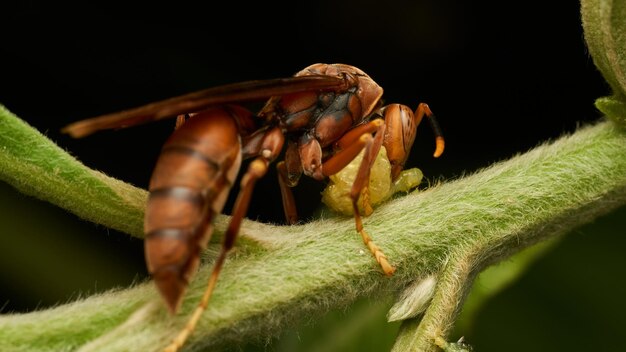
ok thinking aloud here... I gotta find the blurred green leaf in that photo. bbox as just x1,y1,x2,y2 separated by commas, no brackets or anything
0,104,147,237
581,0,626,127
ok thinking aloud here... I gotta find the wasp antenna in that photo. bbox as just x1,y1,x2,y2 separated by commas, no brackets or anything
416,103,445,158
428,112,445,158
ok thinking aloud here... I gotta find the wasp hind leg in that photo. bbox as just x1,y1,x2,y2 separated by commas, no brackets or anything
163,128,283,352
163,158,270,352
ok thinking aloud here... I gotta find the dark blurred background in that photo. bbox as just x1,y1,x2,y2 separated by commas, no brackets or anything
1,1,624,351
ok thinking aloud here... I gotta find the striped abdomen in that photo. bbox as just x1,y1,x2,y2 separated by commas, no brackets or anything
144,107,244,313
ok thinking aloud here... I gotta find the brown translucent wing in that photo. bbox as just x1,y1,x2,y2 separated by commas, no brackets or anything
62,75,345,138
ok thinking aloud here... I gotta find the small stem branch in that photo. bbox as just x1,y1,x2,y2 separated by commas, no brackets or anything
392,252,478,352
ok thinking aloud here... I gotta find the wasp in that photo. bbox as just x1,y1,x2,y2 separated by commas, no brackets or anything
63,63,445,351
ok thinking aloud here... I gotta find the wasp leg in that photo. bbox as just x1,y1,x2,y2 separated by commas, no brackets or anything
322,118,384,214
164,158,269,352
164,129,283,352
347,122,396,276
321,132,373,177
334,118,384,151
321,123,396,276
277,161,299,224
277,140,302,224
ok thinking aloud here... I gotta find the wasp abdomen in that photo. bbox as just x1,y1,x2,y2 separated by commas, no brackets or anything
143,108,244,313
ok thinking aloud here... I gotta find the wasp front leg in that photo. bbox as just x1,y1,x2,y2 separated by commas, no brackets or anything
319,119,396,276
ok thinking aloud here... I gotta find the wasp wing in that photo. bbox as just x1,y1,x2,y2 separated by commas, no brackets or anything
62,75,345,138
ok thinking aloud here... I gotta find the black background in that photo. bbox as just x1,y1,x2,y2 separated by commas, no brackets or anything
1,1,622,351
2,1,609,222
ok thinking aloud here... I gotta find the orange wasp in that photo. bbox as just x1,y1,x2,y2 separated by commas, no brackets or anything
63,63,444,351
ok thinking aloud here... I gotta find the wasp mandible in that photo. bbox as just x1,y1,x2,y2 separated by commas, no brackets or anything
63,63,445,351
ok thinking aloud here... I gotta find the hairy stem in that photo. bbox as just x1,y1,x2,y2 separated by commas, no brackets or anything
0,105,147,237
0,100,625,351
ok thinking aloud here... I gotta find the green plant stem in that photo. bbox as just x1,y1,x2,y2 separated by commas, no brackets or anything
0,105,147,237
0,103,625,351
